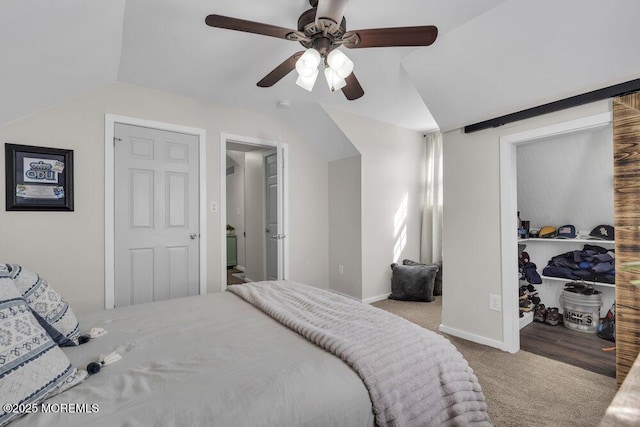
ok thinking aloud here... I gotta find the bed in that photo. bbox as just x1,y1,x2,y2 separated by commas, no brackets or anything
5,279,491,426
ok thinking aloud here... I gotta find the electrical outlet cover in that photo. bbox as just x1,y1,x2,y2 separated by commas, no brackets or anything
489,294,501,311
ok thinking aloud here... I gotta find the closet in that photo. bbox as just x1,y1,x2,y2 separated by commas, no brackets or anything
516,123,616,376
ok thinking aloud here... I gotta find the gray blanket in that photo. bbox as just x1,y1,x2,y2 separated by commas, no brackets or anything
229,281,492,427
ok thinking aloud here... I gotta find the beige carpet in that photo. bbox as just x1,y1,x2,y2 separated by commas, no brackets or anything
373,297,617,427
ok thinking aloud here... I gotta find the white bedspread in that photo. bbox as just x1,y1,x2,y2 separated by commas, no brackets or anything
229,281,492,427
10,291,374,426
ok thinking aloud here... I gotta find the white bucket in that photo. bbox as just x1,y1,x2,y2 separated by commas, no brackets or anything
559,290,602,333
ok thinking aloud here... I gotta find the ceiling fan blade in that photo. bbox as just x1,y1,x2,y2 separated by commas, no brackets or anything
205,14,307,41
342,26,438,48
342,73,364,101
315,0,350,25
257,51,304,88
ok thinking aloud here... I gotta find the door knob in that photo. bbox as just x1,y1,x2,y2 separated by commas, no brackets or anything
190,233,199,240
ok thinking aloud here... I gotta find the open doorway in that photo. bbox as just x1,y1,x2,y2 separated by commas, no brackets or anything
500,112,615,377
220,134,289,290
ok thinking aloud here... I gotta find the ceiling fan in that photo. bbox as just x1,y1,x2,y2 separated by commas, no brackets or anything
205,0,437,100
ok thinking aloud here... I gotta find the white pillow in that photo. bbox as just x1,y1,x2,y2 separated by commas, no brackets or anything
7,264,80,346
0,276,86,425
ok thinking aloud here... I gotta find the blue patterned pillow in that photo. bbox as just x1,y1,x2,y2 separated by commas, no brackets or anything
7,264,80,346
0,277,87,425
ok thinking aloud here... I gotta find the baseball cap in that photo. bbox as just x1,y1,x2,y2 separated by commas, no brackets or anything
556,225,576,239
539,226,557,238
589,225,614,240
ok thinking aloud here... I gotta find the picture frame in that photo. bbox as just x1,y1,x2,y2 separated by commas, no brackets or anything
5,143,74,211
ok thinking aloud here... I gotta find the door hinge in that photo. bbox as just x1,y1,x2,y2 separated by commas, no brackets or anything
113,137,122,146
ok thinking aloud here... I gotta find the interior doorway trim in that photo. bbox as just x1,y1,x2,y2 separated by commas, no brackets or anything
220,133,289,291
499,112,612,353
104,114,207,309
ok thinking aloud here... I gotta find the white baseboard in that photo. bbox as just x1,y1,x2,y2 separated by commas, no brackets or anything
439,324,508,352
362,293,391,304
328,289,359,301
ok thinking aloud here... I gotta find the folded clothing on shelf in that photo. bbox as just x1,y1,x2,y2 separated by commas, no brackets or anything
542,244,615,284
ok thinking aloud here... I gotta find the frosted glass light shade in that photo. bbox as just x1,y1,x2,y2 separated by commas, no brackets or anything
326,49,354,78
324,67,346,91
295,48,321,78
296,68,319,91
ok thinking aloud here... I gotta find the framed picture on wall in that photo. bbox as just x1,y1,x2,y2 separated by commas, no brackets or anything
5,143,74,211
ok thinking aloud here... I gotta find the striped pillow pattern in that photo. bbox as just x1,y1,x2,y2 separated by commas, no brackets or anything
0,276,86,426
7,264,80,346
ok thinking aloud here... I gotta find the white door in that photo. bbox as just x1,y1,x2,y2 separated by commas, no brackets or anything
265,152,278,280
114,123,200,307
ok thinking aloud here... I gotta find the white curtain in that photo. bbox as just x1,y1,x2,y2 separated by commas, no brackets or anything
420,132,443,264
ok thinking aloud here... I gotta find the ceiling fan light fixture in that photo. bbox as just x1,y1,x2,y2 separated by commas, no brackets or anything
324,66,347,92
295,48,321,78
296,68,319,91
207,8,438,101
326,49,354,79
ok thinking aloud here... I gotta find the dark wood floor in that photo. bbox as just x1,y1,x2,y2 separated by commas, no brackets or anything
520,321,616,378
227,268,246,285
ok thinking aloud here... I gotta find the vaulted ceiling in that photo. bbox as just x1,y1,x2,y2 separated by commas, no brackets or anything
2,0,640,159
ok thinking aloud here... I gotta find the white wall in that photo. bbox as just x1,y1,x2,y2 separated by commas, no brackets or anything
516,125,614,232
441,100,610,345
0,82,329,314
324,107,424,300
288,139,330,289
328,155,362,299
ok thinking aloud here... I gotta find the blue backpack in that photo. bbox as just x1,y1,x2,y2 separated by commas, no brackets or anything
597,303,615,342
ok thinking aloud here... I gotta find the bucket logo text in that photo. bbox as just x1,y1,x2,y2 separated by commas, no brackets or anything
563,309,595,326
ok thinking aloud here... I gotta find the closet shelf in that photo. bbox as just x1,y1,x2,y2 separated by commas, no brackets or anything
519,311,533,329
519,238,615,244
540,275,615,288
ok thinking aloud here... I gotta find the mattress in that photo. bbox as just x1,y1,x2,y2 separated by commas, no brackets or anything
10,291,374,426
